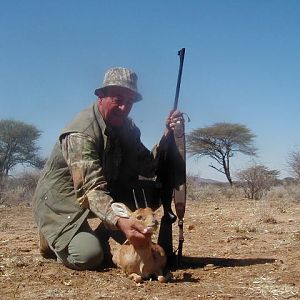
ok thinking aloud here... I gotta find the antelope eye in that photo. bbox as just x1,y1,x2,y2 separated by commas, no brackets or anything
136,215,143,220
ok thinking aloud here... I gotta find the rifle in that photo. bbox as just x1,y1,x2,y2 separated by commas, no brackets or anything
157,48,186,267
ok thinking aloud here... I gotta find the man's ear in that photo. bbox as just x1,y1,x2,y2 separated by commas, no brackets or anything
111,203,132,218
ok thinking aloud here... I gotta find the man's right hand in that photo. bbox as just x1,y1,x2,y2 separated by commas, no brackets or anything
165,109,183,136
116,217,152,247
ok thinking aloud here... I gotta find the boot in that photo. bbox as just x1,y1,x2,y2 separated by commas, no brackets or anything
38,230,57,259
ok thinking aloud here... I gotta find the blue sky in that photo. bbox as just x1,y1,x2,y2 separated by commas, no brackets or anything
1,0,299,181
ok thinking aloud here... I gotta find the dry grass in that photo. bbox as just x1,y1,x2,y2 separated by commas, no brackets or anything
260,215,278,224
187,181,243,202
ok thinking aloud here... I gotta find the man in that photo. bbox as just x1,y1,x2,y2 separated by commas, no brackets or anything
33,67,181,271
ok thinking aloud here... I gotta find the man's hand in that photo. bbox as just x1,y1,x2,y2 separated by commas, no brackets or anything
165,109,183,136
116,217,152,247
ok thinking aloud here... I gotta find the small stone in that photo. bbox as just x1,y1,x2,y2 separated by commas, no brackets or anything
187,224,195,230
204,263,216,270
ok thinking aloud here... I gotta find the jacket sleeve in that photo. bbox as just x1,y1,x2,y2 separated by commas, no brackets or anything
60,132,119,229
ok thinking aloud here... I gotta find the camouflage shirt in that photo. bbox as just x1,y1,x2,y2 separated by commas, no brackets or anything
60,127,163,229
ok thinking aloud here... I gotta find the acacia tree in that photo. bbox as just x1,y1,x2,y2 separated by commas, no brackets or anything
187,122,257,185
0,119,44,180
237,164,279,200
287,150,300,181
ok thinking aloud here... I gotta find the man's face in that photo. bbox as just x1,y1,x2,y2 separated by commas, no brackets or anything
98,87,135,127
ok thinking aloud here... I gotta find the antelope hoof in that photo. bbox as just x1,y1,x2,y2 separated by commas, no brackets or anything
129,273,143,283
158,271,173,283
157,275,167,283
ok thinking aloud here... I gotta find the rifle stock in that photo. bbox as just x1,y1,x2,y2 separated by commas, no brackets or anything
157,184,176,265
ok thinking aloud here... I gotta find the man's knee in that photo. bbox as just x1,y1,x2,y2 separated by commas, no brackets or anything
64,231,104,271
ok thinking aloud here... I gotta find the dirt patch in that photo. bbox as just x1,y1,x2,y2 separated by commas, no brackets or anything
0,198,299,299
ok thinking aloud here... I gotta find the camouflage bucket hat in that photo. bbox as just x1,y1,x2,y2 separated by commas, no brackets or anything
94,67,142,102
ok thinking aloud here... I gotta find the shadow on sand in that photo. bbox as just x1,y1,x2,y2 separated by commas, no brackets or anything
169,256,277,283
177,256,276,270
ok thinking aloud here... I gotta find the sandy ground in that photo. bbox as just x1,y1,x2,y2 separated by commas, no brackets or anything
0,197,299,300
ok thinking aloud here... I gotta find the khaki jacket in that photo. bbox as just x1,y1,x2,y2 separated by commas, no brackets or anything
32,102,159,251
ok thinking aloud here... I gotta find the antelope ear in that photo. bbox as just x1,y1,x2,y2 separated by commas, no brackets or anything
111,203,132,218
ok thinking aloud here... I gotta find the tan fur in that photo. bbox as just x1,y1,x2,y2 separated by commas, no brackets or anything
112,207,169,283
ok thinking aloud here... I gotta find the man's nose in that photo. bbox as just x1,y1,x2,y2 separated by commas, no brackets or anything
118,103,130,113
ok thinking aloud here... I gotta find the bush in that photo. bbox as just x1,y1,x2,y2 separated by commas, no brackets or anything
0,171,40,205
237,164,279,200
286,183,300,202
287,150,300,181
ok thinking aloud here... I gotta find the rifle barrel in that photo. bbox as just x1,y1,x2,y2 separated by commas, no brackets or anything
173,48,185,111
